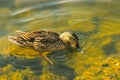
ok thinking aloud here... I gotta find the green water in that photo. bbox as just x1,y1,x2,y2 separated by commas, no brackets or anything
0,0,120,80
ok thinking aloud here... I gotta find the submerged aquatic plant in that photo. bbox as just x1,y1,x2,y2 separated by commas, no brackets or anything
75,57,120,80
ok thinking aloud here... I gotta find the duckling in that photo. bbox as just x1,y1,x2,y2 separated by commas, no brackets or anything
8,30,79,65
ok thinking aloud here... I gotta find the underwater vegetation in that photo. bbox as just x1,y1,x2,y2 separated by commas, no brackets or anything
75,57,120,80
0,56,120,80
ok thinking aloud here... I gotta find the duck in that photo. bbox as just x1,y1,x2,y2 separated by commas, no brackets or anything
8,30,79,65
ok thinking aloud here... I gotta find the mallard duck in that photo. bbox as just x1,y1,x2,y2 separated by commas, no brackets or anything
8,30,79,65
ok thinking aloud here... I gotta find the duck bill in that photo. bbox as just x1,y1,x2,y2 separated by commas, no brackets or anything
73,40,80,48
8,36,22,46
71,39,80,49
75,41,80,48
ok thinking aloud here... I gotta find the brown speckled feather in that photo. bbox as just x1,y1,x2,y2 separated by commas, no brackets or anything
15,30,67,51
31,30,67,52
8,30,79,65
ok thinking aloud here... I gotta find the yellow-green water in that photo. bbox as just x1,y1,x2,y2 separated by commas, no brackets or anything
0,0,120,80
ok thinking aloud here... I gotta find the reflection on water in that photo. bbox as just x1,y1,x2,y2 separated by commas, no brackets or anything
0,0,120,79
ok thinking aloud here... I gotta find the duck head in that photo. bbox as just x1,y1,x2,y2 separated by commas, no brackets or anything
59,32,80,49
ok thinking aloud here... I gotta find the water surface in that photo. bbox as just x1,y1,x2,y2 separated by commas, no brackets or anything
0,0,120,80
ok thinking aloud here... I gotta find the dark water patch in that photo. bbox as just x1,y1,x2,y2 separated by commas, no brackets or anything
92,16,101,28
30,66,42,75
23,76,28,80
48,50,75,65
47,50,77,79
101,41,117,55
29,62,42,75
12,57,41,66
102,63,109,68
12,64,26,70
0,30,8,36
111,34,120,42
0,0,15,8
0,55,42,74
0,54,9,67
2,55,27,70
51,64,76,80
11,57,42,71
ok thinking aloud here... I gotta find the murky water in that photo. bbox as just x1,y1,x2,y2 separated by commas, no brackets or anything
0,0,120,80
